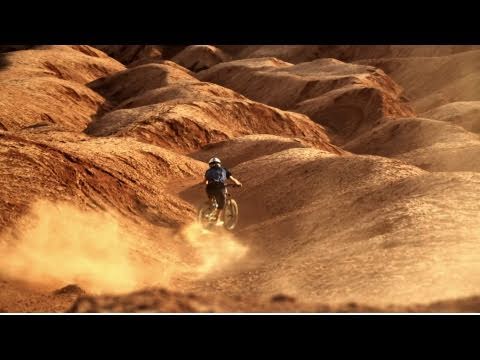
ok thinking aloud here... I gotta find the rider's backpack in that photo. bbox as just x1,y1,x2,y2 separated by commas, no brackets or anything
206,167,227,184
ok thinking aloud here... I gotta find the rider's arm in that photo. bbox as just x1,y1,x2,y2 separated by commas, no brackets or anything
229,176,242,187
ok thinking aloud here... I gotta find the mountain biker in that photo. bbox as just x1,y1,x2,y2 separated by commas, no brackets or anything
204,157,242,226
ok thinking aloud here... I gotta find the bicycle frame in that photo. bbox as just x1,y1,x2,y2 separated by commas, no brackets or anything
200,184,240,228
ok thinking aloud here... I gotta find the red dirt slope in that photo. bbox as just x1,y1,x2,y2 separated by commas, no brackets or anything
198,57,414,144
356,50,480,112
86,71,342,154
422,101,480,134
88,63,196,105
3,44,480,313
0,45,124,131
344,117,480,172
0,130,205,229
68,287,480,313
190,134,314,167
171,45,231,72
180,147,480,305
222,45,480,64
93,45,187,65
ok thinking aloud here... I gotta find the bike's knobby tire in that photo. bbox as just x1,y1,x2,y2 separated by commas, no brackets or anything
223,199,239,230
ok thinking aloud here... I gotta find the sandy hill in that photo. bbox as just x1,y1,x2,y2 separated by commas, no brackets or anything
344,117,480,172
171,45,231,72
422,101,480,134
0,45,124,131
179,147,480,305
214,45,480,64
1,45,480,313
69,288,480,313
356,50,480,112
86,65,341,154
0,130,205,229
198,57,413,144
88,62,197,105
93,45,187,66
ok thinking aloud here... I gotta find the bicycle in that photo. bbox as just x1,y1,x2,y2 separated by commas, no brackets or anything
198,184,240,230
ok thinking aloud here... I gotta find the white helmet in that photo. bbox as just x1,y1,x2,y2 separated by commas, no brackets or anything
208,157,221,167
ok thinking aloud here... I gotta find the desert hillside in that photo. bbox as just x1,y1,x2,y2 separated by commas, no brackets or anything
0,45,479,313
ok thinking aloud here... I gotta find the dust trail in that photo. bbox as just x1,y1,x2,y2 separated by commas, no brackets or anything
0,200,248,294
179,222,248,276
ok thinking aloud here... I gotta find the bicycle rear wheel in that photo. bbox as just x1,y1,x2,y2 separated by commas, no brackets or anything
198,204,216,228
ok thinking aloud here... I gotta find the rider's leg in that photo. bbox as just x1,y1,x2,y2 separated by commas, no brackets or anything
206,187,216,208
216,208,225,224
214,188,227,225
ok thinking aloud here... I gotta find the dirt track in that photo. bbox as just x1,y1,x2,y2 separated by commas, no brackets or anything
1,45,480,312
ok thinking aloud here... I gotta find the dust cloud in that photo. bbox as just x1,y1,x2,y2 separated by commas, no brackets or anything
0,201,248,294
